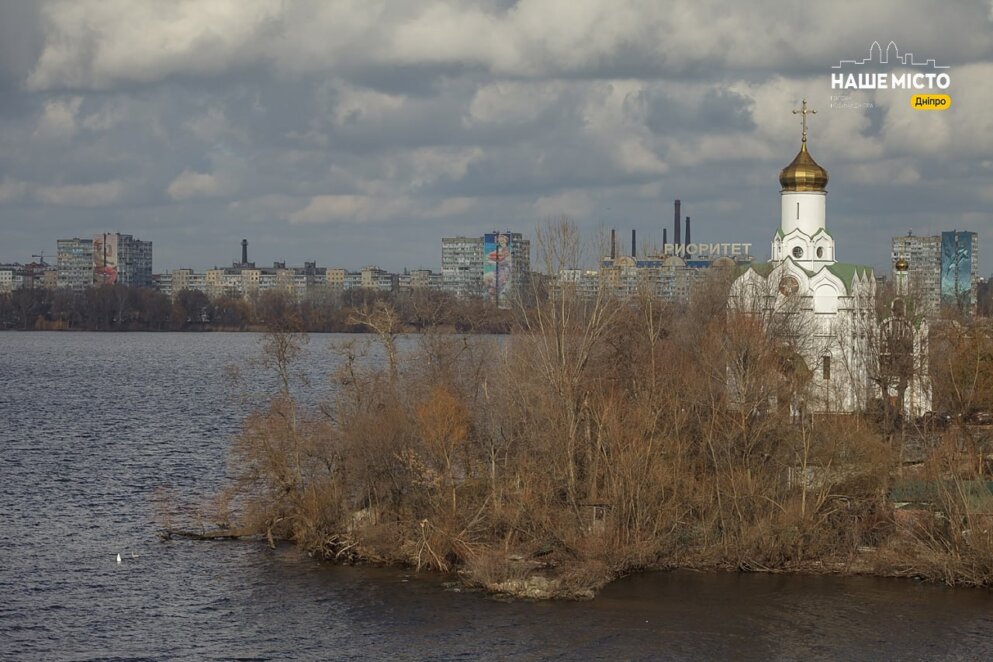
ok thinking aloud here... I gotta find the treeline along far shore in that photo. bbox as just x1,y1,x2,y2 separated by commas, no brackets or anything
0,285,515,334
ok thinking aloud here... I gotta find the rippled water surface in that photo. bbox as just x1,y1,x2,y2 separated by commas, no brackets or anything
3,332,993,660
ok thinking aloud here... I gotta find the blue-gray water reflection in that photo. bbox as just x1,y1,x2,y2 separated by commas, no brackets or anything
2,332,992,660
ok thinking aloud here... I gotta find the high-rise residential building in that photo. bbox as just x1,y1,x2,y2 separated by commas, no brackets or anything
442,231,531,306
892,230,979,317
483,231,531,307
891,233,941,317
442,236,484,299
92,233,153,288
57,238,94,291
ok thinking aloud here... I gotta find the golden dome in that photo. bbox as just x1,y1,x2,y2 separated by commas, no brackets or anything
779,140,828,192
895,257,909,272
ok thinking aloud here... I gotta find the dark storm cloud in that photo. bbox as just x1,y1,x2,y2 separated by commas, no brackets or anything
0,0,992,273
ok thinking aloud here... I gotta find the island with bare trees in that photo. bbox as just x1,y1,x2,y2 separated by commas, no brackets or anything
154,221,993,600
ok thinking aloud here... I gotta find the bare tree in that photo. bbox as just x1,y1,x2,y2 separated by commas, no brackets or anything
349,300,403,380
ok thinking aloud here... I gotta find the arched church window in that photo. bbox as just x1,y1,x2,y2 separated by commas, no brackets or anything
816,247,824,258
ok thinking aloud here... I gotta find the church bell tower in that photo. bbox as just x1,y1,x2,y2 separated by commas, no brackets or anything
771,99,836,268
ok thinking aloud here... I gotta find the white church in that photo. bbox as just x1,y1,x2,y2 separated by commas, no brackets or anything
730,101,929,416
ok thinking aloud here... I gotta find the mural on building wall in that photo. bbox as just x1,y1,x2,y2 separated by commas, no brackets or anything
940,231,972,310
483,232,512,305
92,233,119,286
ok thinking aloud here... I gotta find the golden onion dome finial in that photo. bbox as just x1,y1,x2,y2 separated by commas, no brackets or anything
779,99,828,192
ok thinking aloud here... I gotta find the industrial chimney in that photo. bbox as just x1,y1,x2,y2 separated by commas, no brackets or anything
610,229,616,260
663,227,668,250
673,200,681,246
241,239,248,265
631,229,637,257
685,216,691,247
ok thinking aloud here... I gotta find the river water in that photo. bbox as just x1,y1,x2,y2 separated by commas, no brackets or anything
2,332,993,660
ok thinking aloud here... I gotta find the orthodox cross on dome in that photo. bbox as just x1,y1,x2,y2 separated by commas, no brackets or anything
793,99,816,143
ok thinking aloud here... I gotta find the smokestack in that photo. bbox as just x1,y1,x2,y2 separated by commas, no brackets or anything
674,200,681,246
631,229,637,257
241,239,248,265
663,227,668,249
685,216,691,247
610,229,616,260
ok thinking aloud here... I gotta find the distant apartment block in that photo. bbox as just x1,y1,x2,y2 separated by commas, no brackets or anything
587,254,739,301
92,233,153,288
441,231,531,306
892,231,979,316
57,238,94,291
160,256,440,302
400,268,444,292
441,236,484,298
0,267,15,294
360,266,398,293
0,262,52,292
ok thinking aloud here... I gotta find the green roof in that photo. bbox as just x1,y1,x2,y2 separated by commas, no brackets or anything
826,262,873,290
742,261,775,277
812,227,834,239
738,260,874,295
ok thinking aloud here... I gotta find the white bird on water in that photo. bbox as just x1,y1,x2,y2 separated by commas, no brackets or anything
116,553,122,564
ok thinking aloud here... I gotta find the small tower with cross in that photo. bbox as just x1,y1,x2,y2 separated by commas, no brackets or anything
771,98,835,267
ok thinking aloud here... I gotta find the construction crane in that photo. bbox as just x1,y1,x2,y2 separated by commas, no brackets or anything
31,251,48,267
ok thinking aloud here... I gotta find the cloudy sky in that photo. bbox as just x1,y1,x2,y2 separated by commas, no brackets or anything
1,0,992,273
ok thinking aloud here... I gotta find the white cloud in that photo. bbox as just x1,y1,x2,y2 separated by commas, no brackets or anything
288,194,386,224
35,180,125,206
465,81,565,126
425,196,475,217
27,0,282,90
27,1,993,90
845,160,922,187
878,62,993,156
533,190,594,220
6,0,993,271
81,102,129,132
332,86,405,126
185,106,247,143
0,179,29,203
34,97,82,140
287,192,475,225
167,170,234,200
